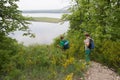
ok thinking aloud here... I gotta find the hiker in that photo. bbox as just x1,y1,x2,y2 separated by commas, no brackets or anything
57,36,69,51
57,36,69,59
84,33,93,64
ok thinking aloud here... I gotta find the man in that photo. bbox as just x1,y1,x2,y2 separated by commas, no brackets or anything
84,33,91,64
57,36,69,51
57,36,69,58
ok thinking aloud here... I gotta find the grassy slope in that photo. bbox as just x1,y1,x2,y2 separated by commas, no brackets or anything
28,17,62,23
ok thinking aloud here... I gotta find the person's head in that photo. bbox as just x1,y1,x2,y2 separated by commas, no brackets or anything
85,33,90,38
60,36,64,40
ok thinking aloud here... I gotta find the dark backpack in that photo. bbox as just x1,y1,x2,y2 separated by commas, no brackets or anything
63,40,69,50
88,39,94,49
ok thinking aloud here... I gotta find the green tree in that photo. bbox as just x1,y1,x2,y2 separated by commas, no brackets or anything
0,0,33,78
0,0,32,36
63,0,120,41
62,0,120,74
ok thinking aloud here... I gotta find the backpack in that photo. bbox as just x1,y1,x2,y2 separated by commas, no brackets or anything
88,39,94,49
63,40,69,50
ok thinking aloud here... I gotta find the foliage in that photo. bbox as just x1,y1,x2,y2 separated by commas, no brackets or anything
62,0,120,74
0,44,87,80
0,0,120,79
0,35,21,79
0,0,34,79
63,0,120,41
91,40,120,74
0,0,33,36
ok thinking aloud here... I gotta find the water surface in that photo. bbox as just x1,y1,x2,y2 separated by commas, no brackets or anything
9,21,69,45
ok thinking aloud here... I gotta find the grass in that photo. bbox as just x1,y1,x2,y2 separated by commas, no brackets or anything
28,17,62,23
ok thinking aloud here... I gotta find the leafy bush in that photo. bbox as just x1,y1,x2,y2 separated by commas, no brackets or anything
0,36,20,78
91,40,120,74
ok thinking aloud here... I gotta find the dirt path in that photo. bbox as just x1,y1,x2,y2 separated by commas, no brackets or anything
84,61,120,80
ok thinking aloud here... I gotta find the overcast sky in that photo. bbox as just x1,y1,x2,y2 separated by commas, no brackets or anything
17,0,71,10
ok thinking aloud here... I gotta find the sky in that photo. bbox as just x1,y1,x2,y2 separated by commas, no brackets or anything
17,0,71,10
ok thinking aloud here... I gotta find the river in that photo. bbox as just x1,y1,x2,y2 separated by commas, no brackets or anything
9,13,69,46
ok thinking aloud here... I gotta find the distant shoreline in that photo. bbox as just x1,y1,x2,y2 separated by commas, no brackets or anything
28,17,62,23
21,9,69,13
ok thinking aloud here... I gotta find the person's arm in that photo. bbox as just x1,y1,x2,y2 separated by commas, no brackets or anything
85,42,90,47
57,44,61,48
85,39,90,47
